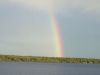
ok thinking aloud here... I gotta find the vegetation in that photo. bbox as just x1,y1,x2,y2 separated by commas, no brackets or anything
0,54,100,64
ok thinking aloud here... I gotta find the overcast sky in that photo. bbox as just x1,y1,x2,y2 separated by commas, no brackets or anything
0,0,100,59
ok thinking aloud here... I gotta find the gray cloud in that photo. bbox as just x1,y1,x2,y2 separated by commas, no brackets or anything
3,0,99,16
0,0,100,58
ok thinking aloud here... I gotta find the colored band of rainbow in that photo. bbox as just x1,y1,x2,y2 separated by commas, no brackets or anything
51,12,63,57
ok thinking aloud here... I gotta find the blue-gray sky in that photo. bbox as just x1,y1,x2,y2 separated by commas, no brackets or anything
0,0,100,59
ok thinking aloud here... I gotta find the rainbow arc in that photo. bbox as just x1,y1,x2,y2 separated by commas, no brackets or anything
50,11,63,57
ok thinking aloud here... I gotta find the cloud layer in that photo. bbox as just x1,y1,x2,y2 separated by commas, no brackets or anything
4,0,99,16
0,0,100,58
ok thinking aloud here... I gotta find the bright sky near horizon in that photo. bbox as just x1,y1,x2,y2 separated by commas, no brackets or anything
0,0,100,59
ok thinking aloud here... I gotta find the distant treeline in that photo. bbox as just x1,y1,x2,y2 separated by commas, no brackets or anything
0,55,100,64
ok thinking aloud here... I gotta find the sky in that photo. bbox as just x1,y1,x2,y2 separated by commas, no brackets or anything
0,0,100,59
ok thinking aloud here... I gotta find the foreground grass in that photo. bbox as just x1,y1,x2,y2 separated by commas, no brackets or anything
0,54,100,64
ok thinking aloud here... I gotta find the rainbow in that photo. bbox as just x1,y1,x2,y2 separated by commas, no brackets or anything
51,12,63,57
